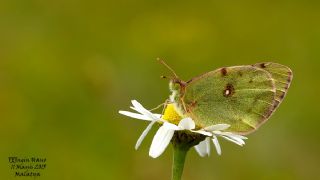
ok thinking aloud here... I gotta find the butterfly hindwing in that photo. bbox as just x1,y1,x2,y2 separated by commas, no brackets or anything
181,65,278,135
253,62,293,110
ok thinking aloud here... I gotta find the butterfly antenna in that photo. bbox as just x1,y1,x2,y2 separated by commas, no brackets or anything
157,58,179,78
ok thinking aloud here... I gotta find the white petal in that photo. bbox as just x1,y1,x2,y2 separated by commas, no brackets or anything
221,132,248,140
205,137,211,156
178,118,195,130
227,135,245,145
119,111,153,121
212,136,221,155
131,100,148,113
204,124,230,131
131,100,159,120
220,135,245,146
163,122,180,130
130,106,149,115
135,121,157,150
212,130,222,135
149,123,175,158
131,100,152,116
220,132,246,143
192,130,212,136
235,135,248,140
154,114,162,119
194,139,209,157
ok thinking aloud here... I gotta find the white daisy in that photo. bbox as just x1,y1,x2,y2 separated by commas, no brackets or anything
119,100,248,158
148,117,212,158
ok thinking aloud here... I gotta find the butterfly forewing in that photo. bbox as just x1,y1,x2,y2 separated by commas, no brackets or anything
182,66,277,135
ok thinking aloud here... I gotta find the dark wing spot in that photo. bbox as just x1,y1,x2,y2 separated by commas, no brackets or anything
223,83,235,97
249,79,253,83
259,63,266,68
273,101,280,108
221,67,227,76
265,106,275,118
189,100,197,107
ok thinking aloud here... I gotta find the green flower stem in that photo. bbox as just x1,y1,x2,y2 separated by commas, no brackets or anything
171,131,206,180
171,145,188,180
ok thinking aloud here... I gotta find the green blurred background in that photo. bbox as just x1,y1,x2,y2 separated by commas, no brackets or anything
1,0,319,179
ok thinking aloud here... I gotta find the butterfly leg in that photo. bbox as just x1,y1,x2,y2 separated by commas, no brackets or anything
180,97,188,113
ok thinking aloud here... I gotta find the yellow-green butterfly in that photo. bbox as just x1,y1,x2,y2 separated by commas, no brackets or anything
162,61,292,135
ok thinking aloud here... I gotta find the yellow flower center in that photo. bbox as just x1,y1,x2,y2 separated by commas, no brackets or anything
162,104,182,125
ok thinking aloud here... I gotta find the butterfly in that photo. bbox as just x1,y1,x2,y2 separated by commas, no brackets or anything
160,60,293,135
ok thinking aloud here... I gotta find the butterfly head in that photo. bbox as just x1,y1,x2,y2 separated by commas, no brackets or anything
157,58,186,105
169,78,186,91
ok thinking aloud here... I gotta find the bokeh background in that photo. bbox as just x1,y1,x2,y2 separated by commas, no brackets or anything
1,0,320,179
